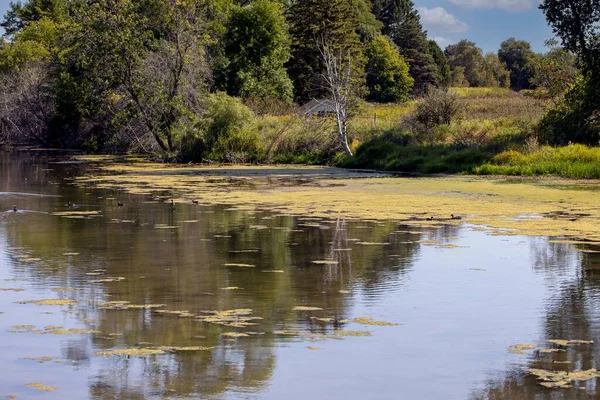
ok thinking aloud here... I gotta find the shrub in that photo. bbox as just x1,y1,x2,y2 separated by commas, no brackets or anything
537,76,600,146
201,92,261,162
402,88,463,140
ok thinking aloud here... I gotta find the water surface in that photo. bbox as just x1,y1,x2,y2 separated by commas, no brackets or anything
0,151,599,399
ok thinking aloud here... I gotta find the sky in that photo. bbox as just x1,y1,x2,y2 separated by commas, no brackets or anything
0,0,554,53
414,0,554,53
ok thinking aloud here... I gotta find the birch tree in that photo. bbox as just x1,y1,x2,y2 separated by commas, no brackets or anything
319,41,354,156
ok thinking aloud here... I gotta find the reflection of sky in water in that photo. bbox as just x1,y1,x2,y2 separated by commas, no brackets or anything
0,152,597,399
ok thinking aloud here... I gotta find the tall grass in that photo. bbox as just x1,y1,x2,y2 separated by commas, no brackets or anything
475,145,600,178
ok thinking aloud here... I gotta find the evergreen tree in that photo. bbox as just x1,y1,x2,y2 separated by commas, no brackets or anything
428,40,450,87
372,0,440,94
287,0,365,102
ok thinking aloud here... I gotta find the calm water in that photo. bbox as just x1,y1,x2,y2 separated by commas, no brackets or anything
1,151,599,399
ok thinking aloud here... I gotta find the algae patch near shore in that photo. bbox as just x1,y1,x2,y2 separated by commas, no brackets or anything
76,162,600,241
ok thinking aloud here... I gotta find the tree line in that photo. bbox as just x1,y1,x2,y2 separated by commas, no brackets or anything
0,0,596,161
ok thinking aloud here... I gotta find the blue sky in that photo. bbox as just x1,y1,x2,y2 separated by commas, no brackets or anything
0,0,553,53
414,0,554,53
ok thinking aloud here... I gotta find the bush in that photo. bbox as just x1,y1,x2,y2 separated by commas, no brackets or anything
402,88,463,141
201,92,261,162
537,76,600,146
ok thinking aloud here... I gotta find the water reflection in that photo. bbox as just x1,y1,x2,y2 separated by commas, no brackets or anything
1,151,599,399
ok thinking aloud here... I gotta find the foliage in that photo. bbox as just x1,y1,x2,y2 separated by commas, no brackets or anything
428,40,451,87
373,0,441,93
537,76,600,145
530,42,578,103
476,144,600,178
216,0,293,101
1,0,69,37
403,88,463,133
498,38,536,90
287,0,366,102
539,0,600,145
445,40,485,87
481,53,511,88
200,92,260,162
365,35,413,103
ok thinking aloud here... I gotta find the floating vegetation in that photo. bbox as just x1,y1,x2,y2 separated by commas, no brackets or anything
51,211,100,217
249,225,268,230
94,348,166,357
77,167,600,242
222,332,250,338
508,344,537,354
98,302,166,310
220,287,242,290
16,299,76,306
529,368,600,389
357,242,390,246
223,263,255,268
24,356,55,363
311,317,334,323
311,260,338,265
261,270,284,273
293,306,323,311
307,346,319,350
46,328,100,335
197,309,261,327
0,288,24,292
153,309,194,317
547,339,593,347
89,277,126,283
540,348,565,353
352,317,400,326
25,383,57,392
154,224,178,229
273,330,300,336
333,330,372,337
158,346,212,352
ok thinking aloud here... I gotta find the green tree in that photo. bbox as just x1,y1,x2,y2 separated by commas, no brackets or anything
498,38,535,90
428,40,450,87
372,0,440,94
481,53,511,88
365,34,413,102
1,0,68,37
538,0,599,145
287,0,365,102
530,41,578,103
445,40,485,87
217,0,292,101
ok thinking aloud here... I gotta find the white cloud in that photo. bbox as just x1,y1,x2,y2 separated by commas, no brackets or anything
418,7,468,34
447,0,540,12
432,36,458,49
